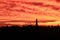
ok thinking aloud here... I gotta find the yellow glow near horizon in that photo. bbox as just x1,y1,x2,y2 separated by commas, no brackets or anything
0,0,60,26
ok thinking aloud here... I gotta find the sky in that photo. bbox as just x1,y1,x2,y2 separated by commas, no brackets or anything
0,0,60,26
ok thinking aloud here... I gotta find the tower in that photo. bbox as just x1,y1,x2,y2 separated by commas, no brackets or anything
36,19,38,32
36,19,38,27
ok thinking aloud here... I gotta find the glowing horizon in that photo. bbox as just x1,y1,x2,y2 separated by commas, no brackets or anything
0,0,60,26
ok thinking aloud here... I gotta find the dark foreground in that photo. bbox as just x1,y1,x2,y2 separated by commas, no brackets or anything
0,25,60,33
1,25,60,38
0,25,60,39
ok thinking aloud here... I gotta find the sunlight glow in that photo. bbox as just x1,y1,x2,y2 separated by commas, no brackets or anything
0,0,60,26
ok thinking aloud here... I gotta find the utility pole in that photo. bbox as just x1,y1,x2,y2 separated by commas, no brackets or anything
36,19,38,32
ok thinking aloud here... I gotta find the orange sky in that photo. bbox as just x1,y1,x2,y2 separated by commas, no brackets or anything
0,0,60,26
